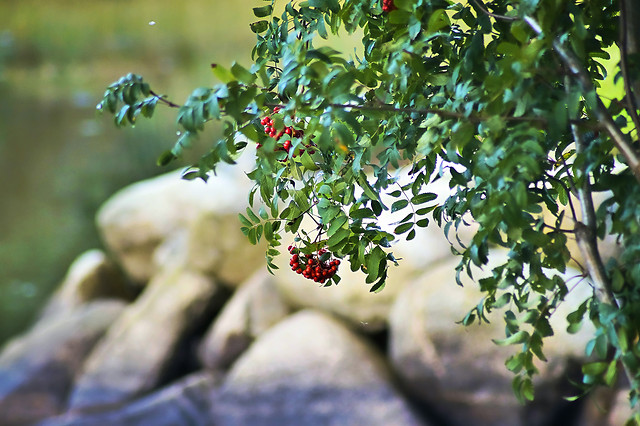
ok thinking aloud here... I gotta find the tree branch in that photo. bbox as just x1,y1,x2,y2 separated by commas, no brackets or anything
619,0,640,133
264,102,560,125
469,0,517,22
149,90,181,108
524,15,640,184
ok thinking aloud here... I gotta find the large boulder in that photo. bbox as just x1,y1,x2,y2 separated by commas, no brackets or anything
211,309,427,426
388,249,596,426
271,258,415,332
96,162,264,285
68,267,223,411
198,270,290,370
38,249,132,320
0,300,126,425
39,371,218,426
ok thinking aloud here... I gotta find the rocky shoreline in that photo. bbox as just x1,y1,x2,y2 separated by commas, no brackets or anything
0,166,630,425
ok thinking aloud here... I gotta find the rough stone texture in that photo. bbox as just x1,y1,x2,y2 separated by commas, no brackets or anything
0,301,126,425
68,267,222,412
96,163,262,285
185,210,267,286
39,249,132,320
199,270,290,370
39,372,218,426
211,309,427,426
388,249,596,426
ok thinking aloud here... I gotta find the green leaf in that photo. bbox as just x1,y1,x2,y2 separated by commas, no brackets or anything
366,247,386,282
231,62,256,85
250,20,269,33
252,5,272,17
411,193,437,205
351,208,375,219
327,214,348,237
246,207,260,224
493,330,529,346
238,213,253,228
157,151,177,166
211,64,234,83
394,222,413,234
391,199,409,212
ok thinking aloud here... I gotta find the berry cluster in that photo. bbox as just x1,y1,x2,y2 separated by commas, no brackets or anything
288,246,340,284
382,0,397,13
258,107,315,156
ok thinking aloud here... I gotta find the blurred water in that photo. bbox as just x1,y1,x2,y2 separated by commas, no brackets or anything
0,0,256,344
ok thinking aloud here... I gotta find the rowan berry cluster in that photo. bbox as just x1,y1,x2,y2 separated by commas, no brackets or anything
258,107,315,156
288,245,340,284
382,0,397,13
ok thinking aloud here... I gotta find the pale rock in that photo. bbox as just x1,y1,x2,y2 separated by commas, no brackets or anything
0,301,125,425
68,267,223,411
39,249,131,320
181,211,266,286
96,161,259,284
212,309,427,426
389,249,596,426
199,270,290,370
602,388,635,426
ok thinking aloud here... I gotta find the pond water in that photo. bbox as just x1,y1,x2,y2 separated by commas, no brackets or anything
0,0,256,344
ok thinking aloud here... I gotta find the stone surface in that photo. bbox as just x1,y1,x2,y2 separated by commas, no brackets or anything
68,267,223,411
199,270,290,370
211,309,427,426
96,162,260,284
39,249,131,320
0,301,126,425
39,372,218,426
388,249,596,426
181,210,266,286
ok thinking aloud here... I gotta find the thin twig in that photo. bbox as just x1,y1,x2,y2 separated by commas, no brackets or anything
149,90,181,108
470,0,517,22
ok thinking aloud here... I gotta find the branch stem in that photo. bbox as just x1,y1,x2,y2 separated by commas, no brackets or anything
524,15,640,183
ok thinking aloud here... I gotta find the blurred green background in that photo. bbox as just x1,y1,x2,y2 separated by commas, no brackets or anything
0,0,256,345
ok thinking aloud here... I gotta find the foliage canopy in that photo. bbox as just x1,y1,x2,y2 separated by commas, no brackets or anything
99,0,640,419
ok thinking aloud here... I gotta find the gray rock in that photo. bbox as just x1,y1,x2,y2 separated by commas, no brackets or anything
199,270,290,370
96,165,259,284
212,309,427,426
68,267,223,411
0,300,126,425
388,250,597,426
39,249,131,320
39,371,218,426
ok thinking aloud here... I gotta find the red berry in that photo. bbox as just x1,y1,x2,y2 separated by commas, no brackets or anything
382,0,396,12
